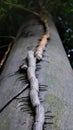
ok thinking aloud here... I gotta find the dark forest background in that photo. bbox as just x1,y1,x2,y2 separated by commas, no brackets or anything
0,0,73,68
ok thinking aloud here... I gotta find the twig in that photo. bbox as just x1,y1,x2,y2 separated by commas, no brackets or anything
0,42,13,69
4,2,39,17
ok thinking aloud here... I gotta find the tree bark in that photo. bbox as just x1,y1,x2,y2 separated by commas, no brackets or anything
0,15,73,130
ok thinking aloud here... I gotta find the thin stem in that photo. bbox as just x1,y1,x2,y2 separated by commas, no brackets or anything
0,35,15,40
0,44,9,49
4,2,40,17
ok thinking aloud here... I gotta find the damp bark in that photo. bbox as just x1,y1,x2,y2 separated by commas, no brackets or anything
0,15,73,130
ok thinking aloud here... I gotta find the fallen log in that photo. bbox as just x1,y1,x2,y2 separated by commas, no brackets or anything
0,15,73,130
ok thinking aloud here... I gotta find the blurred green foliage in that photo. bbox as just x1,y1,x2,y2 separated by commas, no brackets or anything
0,0,73,66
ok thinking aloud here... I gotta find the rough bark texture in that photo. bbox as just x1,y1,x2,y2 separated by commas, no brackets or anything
0,15,73,130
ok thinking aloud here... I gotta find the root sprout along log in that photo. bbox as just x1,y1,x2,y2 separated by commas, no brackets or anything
30,89,40,107
35,19,50,60
27,50,44,130
20,18,50,130
27,51,40,106
35,32,50,60
27,51,36,69
33,105,45,130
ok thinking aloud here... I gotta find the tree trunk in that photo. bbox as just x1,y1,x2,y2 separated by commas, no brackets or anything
0,15,73,130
